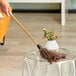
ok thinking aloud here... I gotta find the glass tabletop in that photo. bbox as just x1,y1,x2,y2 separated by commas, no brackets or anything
23,48,76,76
26,48,76,63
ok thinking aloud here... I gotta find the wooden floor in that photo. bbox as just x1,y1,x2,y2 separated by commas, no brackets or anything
0,13,76,76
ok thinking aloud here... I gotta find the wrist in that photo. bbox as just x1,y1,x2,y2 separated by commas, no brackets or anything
0,0,1,2
0,0,6,4
0,0,3,4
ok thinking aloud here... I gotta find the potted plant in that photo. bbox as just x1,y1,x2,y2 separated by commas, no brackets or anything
43,28,59,51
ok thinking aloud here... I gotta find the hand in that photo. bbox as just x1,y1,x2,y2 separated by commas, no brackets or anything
0,0,11,16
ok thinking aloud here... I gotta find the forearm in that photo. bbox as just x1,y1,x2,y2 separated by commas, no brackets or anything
0,0,11,16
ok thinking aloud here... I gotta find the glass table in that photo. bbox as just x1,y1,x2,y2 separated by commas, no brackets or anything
22,48,76,76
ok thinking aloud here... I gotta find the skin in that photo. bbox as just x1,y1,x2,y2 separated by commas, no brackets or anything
0,0,11,16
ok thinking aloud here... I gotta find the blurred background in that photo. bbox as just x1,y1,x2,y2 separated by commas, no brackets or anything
8,0,76,12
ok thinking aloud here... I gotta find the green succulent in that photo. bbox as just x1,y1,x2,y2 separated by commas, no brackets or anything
43,28,57,40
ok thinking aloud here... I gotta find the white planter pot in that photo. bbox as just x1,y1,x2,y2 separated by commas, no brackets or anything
45,40,59,51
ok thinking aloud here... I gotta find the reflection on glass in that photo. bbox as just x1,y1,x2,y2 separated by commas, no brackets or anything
22,48,76,76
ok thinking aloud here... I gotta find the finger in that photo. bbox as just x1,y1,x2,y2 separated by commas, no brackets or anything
6,7,10,16
9,6,12,14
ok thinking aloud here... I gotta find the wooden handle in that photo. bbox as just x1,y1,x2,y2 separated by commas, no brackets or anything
10,12,38,45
